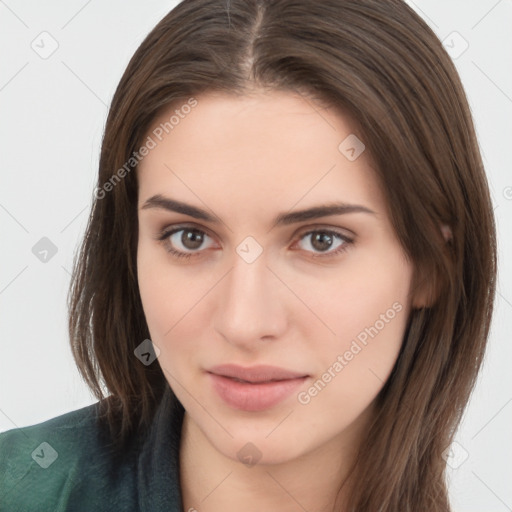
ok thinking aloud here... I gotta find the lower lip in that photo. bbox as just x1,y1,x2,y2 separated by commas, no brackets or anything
208,373,308,412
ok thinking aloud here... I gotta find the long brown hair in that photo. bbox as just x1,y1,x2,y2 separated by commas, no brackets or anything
67,1,497,510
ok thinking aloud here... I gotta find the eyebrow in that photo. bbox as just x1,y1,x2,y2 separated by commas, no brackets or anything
140,194,376,227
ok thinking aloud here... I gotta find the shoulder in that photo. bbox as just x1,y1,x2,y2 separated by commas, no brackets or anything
0,402,140,512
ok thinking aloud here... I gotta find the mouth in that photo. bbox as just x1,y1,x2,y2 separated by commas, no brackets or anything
228,376,283,384
206,364,309,411
207,363,309,383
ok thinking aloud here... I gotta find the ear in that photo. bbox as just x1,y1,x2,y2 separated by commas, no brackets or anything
440,224,453,243
411,224,452,309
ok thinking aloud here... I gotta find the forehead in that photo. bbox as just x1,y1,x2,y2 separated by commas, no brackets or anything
137,91,384,218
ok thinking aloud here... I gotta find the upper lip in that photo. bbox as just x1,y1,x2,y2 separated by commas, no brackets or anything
207,364,308,383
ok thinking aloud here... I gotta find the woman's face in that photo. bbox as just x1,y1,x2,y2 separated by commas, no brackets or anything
137,90,415,465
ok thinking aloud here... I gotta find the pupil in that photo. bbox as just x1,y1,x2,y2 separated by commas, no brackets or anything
183,229,203,249
312,232,332,252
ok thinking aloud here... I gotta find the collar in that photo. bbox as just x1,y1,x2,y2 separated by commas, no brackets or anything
137,385,185,511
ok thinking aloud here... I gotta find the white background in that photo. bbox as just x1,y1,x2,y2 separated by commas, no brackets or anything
0,1,510,510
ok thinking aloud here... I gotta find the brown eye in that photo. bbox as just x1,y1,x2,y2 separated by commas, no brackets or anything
158,227,215,258
310,232,335,252
180,229,205,250
296,229,353,258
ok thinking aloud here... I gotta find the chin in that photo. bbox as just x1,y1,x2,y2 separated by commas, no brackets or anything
207,428,311,468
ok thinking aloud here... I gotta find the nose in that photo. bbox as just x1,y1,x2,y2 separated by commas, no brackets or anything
213,249,288,350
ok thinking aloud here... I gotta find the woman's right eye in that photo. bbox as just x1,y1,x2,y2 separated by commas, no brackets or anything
157,227,215,259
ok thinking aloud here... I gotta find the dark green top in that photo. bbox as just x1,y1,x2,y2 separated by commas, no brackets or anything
0,386,185,511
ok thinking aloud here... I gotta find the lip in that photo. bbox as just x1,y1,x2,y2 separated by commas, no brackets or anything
207,364,309,412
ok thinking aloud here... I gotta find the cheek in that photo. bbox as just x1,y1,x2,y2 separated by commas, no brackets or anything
297,247,411,344
137,242,185,348
137,244,169,334
137,242,214,363
302,256,411,413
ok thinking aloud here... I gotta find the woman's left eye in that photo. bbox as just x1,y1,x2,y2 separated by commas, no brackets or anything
157,226,353,260
293,229,353,258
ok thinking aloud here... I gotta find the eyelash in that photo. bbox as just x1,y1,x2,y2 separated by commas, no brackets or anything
156,225,354,261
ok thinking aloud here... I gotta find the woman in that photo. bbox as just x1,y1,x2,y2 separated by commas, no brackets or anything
0,0,496,511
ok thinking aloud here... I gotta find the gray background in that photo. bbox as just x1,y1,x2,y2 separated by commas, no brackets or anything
0,1,511,510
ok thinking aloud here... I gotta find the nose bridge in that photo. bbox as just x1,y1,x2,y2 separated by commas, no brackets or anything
225,249,272,316
214,246,286,344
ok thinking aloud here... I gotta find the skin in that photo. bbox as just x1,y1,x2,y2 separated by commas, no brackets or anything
137,90,423,512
